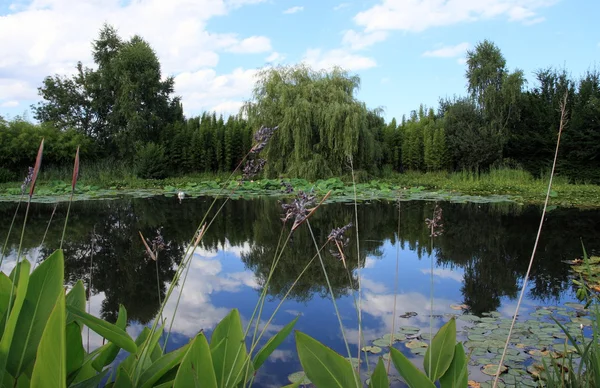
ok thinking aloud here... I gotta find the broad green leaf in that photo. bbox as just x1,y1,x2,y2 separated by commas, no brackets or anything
0,259,31,383
68,344,110,385
439,343,468,388
369,358,390,388
253,316,299,370
31,291,66,388
119,327,152,375
114,366,134,388
66,280,87,326
92,304,128,371
174,331,217,388
131,325,164,381
0,272,13,332
66,322,85,376
423,317,456,381
295,331,360,388
210,309,249,388
389,348,435,388
66,305,136,353
137,344,189,388
69,369,109,388
7,250,63,378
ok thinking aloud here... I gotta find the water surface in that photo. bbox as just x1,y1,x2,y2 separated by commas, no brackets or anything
1,196,599,386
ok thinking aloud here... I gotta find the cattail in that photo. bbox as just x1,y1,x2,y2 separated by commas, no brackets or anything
71,146,80,191
139,231,156,261
29,139,44,197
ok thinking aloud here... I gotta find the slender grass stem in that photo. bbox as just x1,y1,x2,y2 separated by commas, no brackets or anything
429,221,434,379
350,158,364,373
306,220,360,388
388,201,401,373
87,226,96,353
60,191,75,249
40,203,58,250
0,195,24,268
493,91,568,388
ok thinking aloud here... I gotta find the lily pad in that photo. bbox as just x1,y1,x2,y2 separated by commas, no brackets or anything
572,317,593,326
361,346,382,354
458,314,481,322
372,338,390,347
405,340,428,349
288,371,311,385
482,363,507,376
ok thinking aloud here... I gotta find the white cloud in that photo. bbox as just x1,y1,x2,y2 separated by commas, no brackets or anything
422,42,470,58
227,36,272,54
0,0,268,115
420,268,464,282
0,100,19,108
174,67,257,116
283,6,303,14
354,0,557,32
334,3,350,11
265,51,285,63
342,29,388,50
302,48,377,71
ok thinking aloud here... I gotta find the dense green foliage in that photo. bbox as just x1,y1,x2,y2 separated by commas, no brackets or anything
242,64,384,179
1,28,598,184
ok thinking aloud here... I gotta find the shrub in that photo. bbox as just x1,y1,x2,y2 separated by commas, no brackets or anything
134,142,168,179
0,167,16,183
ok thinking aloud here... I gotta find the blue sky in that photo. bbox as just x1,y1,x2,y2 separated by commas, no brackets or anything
0,0,598,123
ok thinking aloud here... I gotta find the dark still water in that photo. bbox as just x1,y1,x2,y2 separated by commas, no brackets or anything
1,196,600,386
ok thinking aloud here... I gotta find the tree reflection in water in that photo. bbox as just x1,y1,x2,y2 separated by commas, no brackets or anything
0,196,598,322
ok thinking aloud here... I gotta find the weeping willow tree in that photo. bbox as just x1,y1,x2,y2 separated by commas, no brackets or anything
241,64,383,179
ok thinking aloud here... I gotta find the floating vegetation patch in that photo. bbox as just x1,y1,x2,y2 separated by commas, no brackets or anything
0,178,519,205
367,302,594,387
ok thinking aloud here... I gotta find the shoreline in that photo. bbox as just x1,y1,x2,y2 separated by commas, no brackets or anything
1,174,599,208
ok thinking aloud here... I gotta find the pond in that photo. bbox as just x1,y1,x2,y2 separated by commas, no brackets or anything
1,195,600,386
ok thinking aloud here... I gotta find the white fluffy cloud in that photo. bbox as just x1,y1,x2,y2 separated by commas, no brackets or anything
302,48,377,71
422,42,470,58
342,29,388,50
174,67,257,115
283,6,303,14
354,0,556,32
0,0,269,114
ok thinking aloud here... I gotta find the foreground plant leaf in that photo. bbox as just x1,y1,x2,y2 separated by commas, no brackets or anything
253,315,299,370
31,291,66,388
369,358,390,388
137,344,189,388
295,331,360,388
174,331,217,388
66,305,136,353
439,343,468,388
210,308,248,387
65,280,86,326
7,250,63,378
92,304,128,371
389,347,435,388
424,317,457,381
65,322,85,376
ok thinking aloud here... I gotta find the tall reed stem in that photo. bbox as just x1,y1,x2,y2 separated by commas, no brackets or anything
493,91,569,388
349,158,364,373
388,201,401,373
307,220,360,388
0,196,24,268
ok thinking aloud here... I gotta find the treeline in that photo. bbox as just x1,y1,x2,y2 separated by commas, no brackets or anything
2,25,599,184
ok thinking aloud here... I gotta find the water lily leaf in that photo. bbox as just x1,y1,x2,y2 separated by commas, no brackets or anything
572,317,592,325
362,346,382,354
482,364,507,376
288,371,311,385
458,315,481,323
373,339,390,347
406,340,428,349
